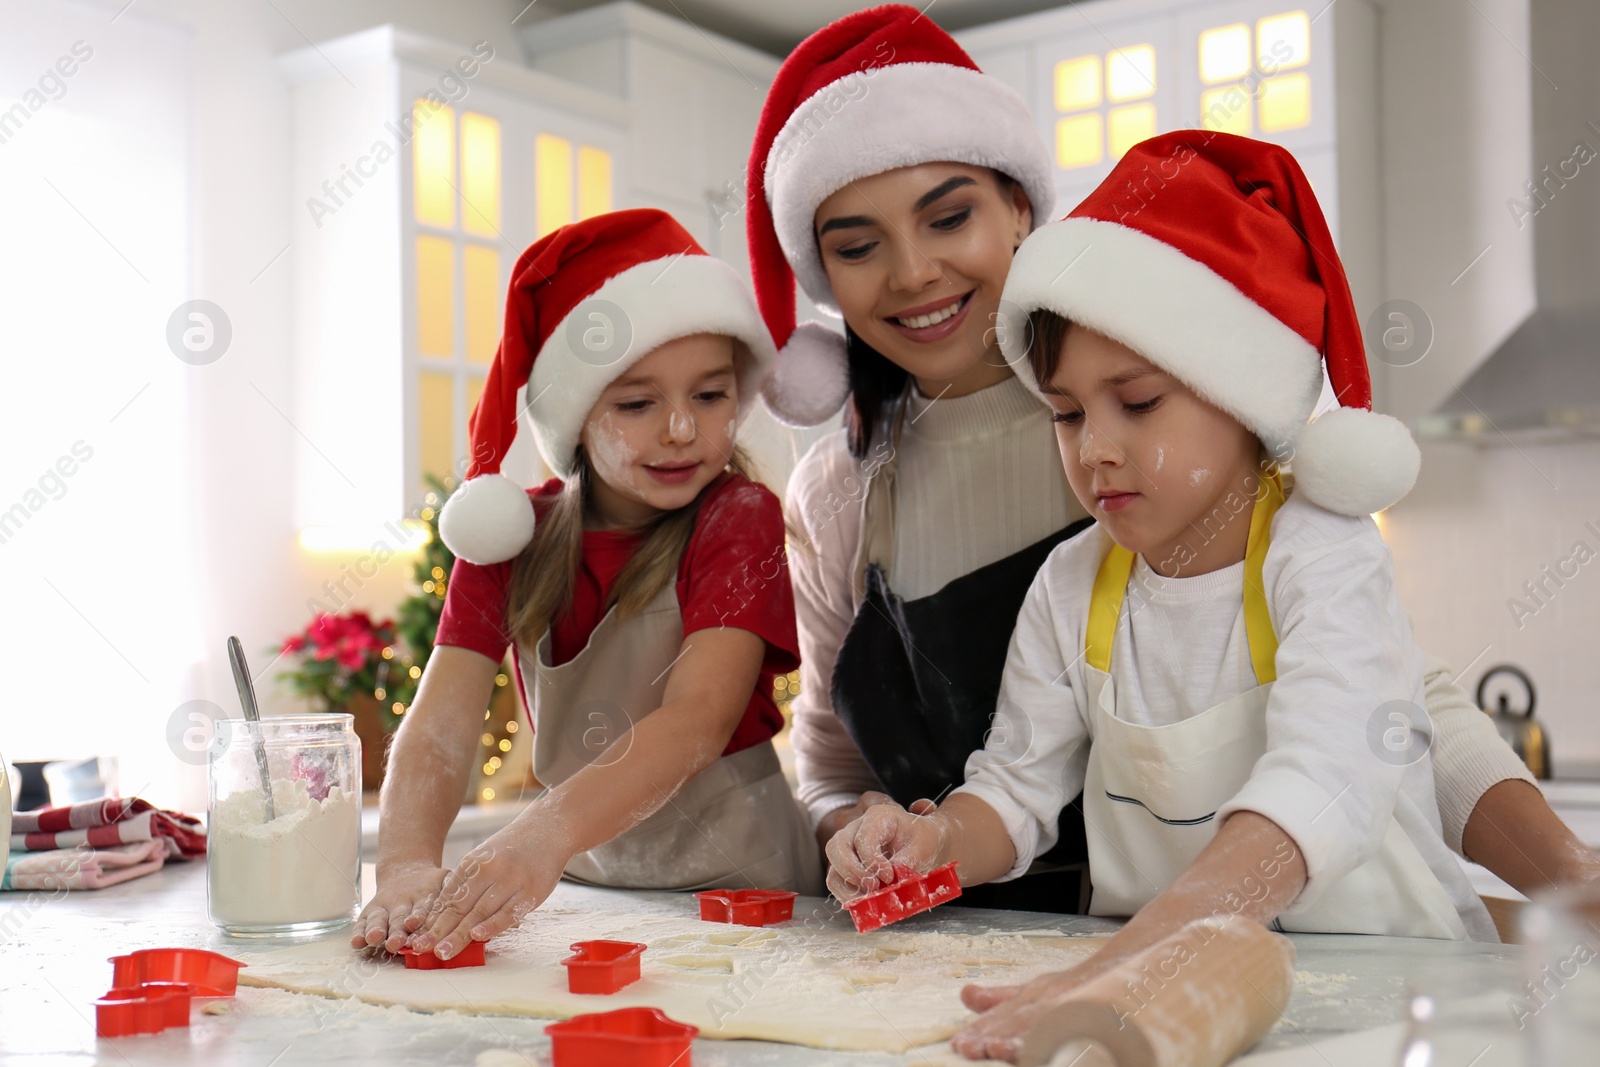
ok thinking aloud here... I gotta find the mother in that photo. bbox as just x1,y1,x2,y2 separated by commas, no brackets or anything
743,4,1594,914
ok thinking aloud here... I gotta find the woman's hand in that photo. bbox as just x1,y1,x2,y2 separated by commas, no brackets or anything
824,796,944,901
408,819,568,960
351,861,449,953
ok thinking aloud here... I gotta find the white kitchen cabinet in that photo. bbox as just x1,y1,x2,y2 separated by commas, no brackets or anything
957,0,1384,401
279,26,627,531
519,3,834,493
956,0,1352,217
518,2,778,267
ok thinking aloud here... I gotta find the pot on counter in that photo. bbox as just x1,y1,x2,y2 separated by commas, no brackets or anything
1476,664,1551,779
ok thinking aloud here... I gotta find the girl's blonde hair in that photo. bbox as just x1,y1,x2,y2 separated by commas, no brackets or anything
506,445,761,650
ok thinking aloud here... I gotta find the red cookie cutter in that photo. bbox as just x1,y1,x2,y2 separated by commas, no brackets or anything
693,888,797,927
845,862,962,933
398,939,486,969
561,940,645,994
108,948,245,997
95,981,194,1037
545,1007,697,1067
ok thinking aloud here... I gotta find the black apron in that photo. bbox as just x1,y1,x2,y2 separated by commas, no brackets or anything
829,396,1094,913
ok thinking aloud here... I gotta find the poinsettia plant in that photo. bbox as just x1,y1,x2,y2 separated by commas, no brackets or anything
278,611,398,714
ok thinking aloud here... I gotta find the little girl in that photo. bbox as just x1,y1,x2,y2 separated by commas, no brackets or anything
355,209,822,961
826,133,1496,1059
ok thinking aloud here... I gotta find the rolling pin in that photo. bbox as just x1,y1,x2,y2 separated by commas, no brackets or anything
1019,916,1296,1067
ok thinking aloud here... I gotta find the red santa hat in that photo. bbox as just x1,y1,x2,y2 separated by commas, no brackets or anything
1001,131,1419,517
746,3,1057,427
438,209,775,565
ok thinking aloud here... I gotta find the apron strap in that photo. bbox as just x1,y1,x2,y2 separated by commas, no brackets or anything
1086,470,1287,684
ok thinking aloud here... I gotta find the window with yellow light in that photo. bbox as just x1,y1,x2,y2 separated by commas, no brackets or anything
408,102,518,503
1198,10,1311,137
1053,43,1158,172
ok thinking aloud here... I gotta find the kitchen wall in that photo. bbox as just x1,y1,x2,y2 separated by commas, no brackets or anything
1384,440,1600,777
1372,0,1596,776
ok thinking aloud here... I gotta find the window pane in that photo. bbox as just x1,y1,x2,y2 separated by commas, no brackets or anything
536,133,573,237
460,112,501,237
1199,24,1252,85
1259,72,1311,132
466,374,487,437
577,145,613,220
1056,113,1104,169
418,370,455,491
1108,103,1158,159
416,235,455,357
413,102,455,228
1257,11,1310,71
1054,54,1102,112
1201,85,1253,135
1106,44,1156,103
464,244,500,367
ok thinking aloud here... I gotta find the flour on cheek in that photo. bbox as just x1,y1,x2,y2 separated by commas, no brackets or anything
587,410,646,500
1189,467,1211,486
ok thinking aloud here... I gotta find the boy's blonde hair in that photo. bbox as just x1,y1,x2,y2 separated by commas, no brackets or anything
506,446,760,650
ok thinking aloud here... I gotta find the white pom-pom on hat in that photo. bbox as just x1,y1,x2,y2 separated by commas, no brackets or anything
1291,406,1421,517
760,321,851,428
438,474,536,565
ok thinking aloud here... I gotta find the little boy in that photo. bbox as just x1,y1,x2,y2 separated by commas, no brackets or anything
825,132,1494,1061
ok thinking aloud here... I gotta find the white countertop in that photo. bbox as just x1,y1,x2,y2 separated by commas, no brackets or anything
0,860,1533,1066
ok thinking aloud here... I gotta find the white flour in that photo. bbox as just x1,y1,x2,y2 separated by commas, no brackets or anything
209,778,360,926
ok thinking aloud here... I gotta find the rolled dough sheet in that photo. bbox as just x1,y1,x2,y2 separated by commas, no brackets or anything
236,897,1108,1053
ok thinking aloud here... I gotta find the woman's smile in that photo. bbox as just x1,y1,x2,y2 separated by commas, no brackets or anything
885,290,974,342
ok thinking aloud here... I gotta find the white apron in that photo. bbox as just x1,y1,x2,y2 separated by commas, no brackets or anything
1080,473,1471,939
516,582,823,895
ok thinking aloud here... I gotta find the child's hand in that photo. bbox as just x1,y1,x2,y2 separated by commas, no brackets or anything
952,967,1097,1062
408,823,566,960
824,797,945,901
352,862,448,953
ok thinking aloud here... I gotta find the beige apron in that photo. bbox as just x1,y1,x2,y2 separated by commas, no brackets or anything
515,582,823,895
1080,473,1472,939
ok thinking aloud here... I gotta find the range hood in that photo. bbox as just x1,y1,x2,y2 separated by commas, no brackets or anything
1416,0,1600,445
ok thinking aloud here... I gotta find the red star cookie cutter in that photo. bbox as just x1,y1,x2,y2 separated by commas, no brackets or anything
107,948,245,997
845,862,962,933
693,888,797,927
545,1007,698,1067
95,981,194,1038
398,939,487,969
561,940,645,994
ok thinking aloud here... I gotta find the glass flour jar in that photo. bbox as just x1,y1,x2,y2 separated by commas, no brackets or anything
207,714,361,937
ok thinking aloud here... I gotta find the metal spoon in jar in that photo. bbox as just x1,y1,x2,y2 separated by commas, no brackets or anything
226,636,276,821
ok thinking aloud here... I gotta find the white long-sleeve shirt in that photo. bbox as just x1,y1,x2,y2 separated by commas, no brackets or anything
952,492,1496,938
784,376,1532,844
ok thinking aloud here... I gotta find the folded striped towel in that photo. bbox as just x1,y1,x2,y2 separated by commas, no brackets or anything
10,798,206,859
2,839,168,890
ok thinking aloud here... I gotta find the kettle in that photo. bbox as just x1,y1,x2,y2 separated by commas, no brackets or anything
1476,664,1550,779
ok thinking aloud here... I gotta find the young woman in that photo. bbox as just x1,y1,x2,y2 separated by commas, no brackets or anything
745,4,1597,915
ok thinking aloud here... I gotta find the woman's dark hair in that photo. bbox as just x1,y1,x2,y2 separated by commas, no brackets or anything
844,323,909,458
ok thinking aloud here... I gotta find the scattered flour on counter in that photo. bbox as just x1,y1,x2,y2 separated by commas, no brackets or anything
208,777,360,926
476,1052,537,1067
1293,970,1360,997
